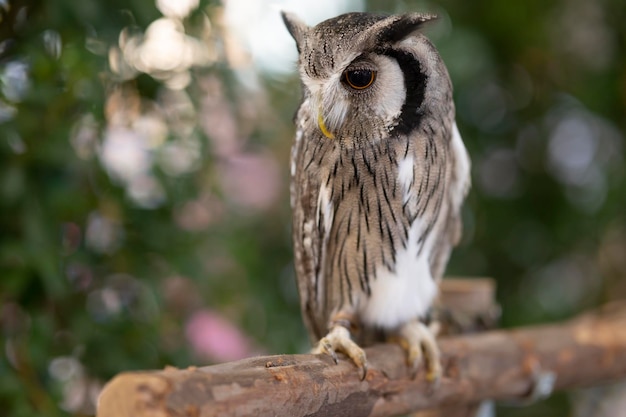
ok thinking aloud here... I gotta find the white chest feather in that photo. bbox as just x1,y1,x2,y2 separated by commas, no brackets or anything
397,155,415,205
358,220,438,328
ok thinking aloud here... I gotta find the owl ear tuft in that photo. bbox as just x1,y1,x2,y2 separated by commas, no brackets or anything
378,13,438,43
281,11,309,53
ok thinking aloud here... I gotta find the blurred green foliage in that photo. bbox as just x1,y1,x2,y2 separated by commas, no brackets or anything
1,0,625,416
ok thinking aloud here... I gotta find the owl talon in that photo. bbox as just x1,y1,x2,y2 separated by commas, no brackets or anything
396,320,442,383
312,325,368,379
359,361,368,381
316,337,339,364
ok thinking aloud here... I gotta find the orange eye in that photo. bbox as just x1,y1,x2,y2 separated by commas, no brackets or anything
343,69,376,90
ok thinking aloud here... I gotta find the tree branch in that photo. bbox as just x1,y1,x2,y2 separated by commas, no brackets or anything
97,302,626,417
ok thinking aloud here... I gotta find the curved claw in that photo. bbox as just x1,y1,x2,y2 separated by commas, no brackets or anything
318,337,339,364
312,325,368,379
395,320,442,384
359,360,369,381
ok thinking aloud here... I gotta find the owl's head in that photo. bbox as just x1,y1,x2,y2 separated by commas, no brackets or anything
282,12,453,143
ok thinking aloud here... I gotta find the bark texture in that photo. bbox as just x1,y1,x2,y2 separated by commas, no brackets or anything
97,302,626,417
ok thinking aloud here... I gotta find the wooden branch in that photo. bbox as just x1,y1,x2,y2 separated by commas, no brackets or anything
97,302,626,417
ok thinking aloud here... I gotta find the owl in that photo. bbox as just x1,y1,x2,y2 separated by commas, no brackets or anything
282,11,471,381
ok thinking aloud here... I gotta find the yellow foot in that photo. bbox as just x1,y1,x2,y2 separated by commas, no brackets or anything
312,325,368,380
395,320,442,383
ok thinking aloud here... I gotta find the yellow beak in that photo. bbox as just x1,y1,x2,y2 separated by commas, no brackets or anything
317,108,335,139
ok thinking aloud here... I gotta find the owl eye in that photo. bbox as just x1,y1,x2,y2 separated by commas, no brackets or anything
343,69,376,90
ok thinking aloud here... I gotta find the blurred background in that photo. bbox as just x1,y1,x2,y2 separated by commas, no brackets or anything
1,0,624,415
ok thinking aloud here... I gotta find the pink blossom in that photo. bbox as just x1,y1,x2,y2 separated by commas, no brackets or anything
185,310,251,362
218,151,281,211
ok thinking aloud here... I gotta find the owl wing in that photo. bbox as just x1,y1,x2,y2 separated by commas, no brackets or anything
428,122,471,280
447,122,471,244
290,113,327,343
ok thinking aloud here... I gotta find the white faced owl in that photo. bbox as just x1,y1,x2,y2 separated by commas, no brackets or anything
282,11,471,380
